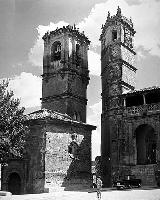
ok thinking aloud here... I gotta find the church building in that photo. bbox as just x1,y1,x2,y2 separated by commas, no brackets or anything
1,25,96,194
100,7,160,187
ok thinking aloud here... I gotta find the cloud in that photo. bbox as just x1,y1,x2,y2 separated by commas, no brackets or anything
28,21,68,67
78,0,160,56
87,101,102,159
29,0,160,78
88,50,101,76
8,72,42,108
29,20,101,76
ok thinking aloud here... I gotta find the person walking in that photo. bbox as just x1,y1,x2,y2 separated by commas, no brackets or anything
96,176,102,200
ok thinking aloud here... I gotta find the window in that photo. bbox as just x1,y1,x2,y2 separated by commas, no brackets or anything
73,111,81,121
51,41,61,62
76,43,81,65
73,112,78,120
112,30,117,41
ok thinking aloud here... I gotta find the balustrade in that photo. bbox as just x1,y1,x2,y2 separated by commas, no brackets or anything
125,102,160,115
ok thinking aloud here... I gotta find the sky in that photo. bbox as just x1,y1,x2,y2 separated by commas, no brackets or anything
1,0,160,159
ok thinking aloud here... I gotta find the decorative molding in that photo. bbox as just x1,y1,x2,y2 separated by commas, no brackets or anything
41,92,88,105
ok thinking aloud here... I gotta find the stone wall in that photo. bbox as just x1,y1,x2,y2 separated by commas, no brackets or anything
1,159,28,194
131,165,157,186
23,118,93,193
44,122,92,191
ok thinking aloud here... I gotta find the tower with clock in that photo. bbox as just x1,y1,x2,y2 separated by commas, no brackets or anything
100,7,137,186
42,25,90,123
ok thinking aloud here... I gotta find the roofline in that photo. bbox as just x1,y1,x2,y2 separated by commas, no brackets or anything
26,118,96,131
122,86,160,97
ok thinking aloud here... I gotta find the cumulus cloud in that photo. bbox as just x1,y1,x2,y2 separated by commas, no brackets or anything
8,72,42,108
29,0,160,78
78,0,160,56
88,50,101,76
87,101,102,159
28,21,68,67
29,20,101,76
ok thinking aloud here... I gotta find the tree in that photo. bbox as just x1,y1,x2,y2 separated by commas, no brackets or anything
0,81,28,164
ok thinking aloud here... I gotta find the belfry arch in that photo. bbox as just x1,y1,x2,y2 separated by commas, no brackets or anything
51,41,61,62
135,124,156,165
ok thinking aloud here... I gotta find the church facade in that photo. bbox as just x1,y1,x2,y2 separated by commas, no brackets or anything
1,25,96,194
100,7,160,187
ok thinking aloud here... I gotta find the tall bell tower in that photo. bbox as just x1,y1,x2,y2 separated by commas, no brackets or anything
41,25,90,123
100,7,137,186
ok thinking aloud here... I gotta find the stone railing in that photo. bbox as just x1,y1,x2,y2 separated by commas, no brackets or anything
124,102,160,116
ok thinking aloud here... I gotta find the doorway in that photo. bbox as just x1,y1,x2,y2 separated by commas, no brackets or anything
8,172,21,195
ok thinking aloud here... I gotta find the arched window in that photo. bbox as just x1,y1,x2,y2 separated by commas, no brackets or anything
73,112,78,120
112,30,117,41
73,111,81,121
77,112,81,121
135,124,156,165
51,41,61,62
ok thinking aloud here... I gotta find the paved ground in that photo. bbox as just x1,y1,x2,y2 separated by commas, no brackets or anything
12,188,160,200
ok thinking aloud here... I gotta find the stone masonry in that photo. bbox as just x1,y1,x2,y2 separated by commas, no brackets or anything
100,7,160,187
1,26,96,194
1,109,96,193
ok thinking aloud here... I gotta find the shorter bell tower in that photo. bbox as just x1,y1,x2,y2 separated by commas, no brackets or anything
41,25,90,123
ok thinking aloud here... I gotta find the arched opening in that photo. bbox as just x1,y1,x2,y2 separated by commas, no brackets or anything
112,30,117,41
135,124,156,165
73,112,78,120
51,41,61,62
76,43,81,66
72,111,81,122
8,172,21,195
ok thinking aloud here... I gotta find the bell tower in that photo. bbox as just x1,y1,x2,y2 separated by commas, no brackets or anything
41,25,90,123
100,7,137,186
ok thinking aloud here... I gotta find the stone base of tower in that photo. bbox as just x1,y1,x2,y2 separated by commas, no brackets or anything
111,164,158,187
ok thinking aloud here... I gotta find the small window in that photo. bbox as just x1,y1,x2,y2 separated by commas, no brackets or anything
76,43,81,65
112,30,117,41
76,44,80,56
73,112,78,120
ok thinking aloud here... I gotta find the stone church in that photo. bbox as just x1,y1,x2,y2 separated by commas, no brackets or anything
100,7,160,187
1,25,96,194
2,6,160,194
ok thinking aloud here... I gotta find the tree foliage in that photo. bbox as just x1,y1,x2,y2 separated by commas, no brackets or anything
0,81,28,163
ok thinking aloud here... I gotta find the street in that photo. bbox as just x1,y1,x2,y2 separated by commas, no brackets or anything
12,188,160,200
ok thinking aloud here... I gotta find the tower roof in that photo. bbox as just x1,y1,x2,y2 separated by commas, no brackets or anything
100,6,136,41
42,25,90,45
